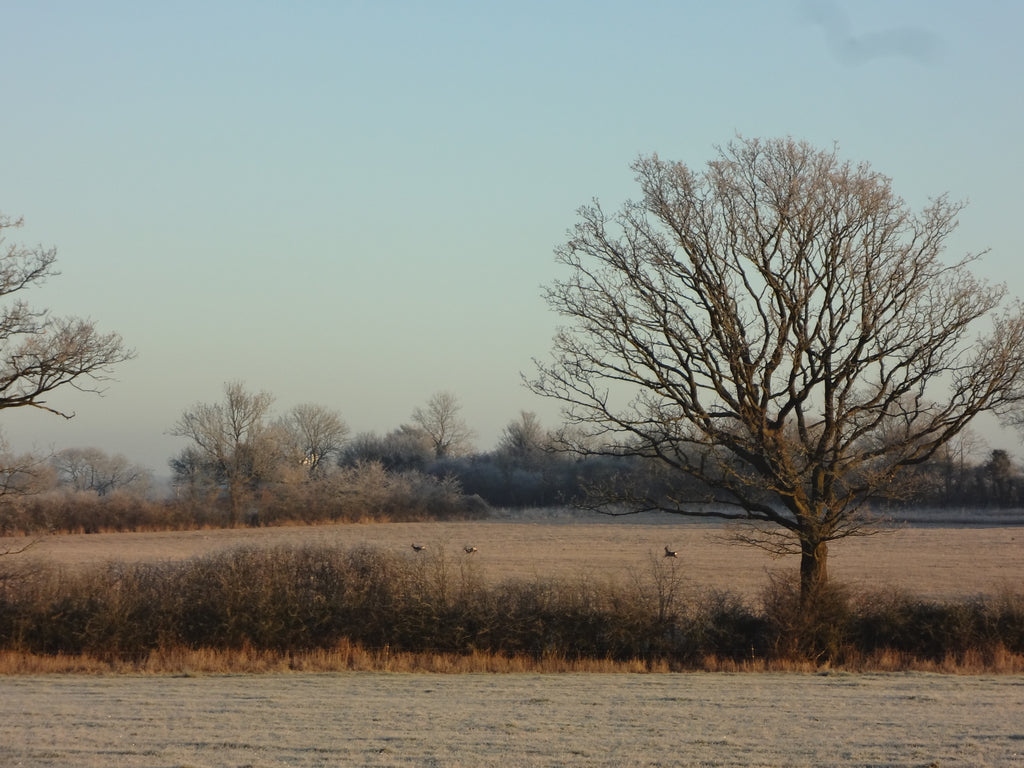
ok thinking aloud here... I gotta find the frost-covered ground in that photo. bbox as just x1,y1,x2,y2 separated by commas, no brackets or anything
2,672,1022,767
3,516,1021,766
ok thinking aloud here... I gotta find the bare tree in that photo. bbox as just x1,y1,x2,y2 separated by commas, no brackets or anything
169,445,212,497
530,136,1024,602
0,435,55,502
411,391,475,459
497,411,549,464
0,434,55,545
169,381,277,525
52,447,151,497
280,403,349,477
0,212,131,538
0,213,133,418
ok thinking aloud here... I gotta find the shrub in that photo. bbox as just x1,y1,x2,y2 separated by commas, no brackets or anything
849,589,1024,663
760,574,854,662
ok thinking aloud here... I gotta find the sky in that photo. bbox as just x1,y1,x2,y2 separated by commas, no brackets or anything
1,1,1023,475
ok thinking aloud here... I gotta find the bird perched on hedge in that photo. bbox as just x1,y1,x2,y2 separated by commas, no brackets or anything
664,546,679,558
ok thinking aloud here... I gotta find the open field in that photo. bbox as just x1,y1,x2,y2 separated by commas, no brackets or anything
3,671,1023,767
4,511,1023,600
3,515,1023,766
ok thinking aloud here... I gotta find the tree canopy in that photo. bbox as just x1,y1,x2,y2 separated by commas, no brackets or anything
530,136,1024,598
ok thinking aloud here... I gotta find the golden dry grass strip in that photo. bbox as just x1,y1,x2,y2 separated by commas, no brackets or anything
1,643,1021,676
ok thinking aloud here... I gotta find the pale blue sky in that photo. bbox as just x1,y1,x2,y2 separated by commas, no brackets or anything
2,1,1022,473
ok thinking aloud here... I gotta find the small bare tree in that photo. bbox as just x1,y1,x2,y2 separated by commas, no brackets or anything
497,410,549,465
52,447,151,497
0,434,55,546
411,391,475,459
530,136,1024,602
0,436,55,502
0,212,133,418
170,381,277,525
280,403,349,477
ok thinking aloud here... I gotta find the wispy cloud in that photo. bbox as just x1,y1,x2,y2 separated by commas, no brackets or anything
800,0,942,65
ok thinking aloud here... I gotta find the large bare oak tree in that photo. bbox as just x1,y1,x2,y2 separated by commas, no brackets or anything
0,213,133,419
530,137,1024,600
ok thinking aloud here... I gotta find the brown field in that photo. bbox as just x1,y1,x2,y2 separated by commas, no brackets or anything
4,511,1022,600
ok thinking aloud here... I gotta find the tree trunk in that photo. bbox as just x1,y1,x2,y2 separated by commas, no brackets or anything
799,538,828,606
227,479,245,528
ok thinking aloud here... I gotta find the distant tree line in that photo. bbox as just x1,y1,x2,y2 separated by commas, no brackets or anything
0,381,1023,536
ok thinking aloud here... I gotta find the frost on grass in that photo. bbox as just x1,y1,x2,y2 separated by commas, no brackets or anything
1,672,1022,767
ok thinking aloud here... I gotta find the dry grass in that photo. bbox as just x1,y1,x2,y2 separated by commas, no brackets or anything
697,646,1024,674
0,643,669,676
3,644,1020,676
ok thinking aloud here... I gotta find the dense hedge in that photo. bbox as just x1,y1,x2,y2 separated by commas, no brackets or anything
1,545,1021,667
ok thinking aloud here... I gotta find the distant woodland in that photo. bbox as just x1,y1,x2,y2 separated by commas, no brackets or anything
0,386,1020,536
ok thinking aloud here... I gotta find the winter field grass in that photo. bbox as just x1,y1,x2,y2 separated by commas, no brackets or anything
2,670,1022,767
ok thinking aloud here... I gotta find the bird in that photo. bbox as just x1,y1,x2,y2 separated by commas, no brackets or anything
463,545,478,554
411,543,427,552
664,546,679,558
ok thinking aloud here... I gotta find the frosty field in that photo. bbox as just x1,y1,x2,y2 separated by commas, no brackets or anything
3,671,1023,767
